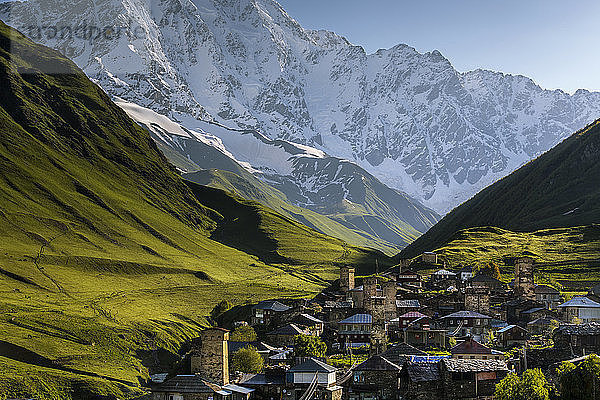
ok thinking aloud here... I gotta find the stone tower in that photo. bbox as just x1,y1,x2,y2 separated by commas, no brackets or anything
514,257,535,300
383,279,397,320
464,286,490,315
363,276,378,311
369,296,387,355
191,327,230,385
340,266,355,293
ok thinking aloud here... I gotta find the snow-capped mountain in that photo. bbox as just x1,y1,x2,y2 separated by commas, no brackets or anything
117,100,439,252
2,0,600,213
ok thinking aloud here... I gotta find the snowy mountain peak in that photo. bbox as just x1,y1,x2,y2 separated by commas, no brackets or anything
2,0,600,213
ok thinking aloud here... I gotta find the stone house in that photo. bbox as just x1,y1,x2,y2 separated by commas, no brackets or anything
553,323,600,355
151,376,254,400
527,317,558,336
266,323,310,347
394,311,429,329
252,300,291,326
323,301,354,330
438,311,492,339
398,362,442,400
497,325,528,348
401,327,447,350
534,285,562,309
153,328,254,400
464,286,490,315
557,296,600,322
286,358,342,400
338,313,373,349
421,252,438,264
503,298,545,325
450,338,504,360
239,367,286,400
520,307,553,324
346,355,401,400
439,358,508,399
397,270,422,289
381,343,427,365
469,274,506,294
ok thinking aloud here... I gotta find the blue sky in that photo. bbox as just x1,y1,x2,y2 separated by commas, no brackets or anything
278,0,600,93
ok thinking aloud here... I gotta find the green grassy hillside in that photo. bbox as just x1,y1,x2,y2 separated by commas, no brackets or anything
0,21,389,399
185,168,402,255
428,225,600,289
401,119,600,258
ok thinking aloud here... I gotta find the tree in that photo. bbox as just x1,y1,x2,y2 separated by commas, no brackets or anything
477,262,501,280
559,354,600,400
495,373,521,400
230,325,257,342
494,369,550,400
294,335,327,358
231,346,264,373
210,300,233,321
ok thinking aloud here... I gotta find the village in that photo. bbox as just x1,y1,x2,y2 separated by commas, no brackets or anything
150,254,600,400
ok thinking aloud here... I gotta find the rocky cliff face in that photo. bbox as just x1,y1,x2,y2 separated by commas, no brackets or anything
3,0,599,213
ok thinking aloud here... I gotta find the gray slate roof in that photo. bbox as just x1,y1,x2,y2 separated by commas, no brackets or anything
268,323,307,336
556,322,600,335
405,362,440,382
442,358,508,372
152,375,214,393
355,355,401,371
253,300,291,312
288,358,336,373
382,343,427,365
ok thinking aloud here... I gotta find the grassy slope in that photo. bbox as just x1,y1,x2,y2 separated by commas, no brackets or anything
185,169,401,255
0,21,389,399
430,225,600,288
401,119,600,258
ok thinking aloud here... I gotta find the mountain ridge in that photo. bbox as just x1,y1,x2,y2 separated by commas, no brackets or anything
400,118,600,258
2,0,599,213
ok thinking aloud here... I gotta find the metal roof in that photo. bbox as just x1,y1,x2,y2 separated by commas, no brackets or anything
339,313,372,324
557,297,600,308
396,299,420,308
288,358,336,373
252,300,291,312
223,384,254,394
398,311,428,319
298,313,324,324
440,310,492,319
497,324,527,333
